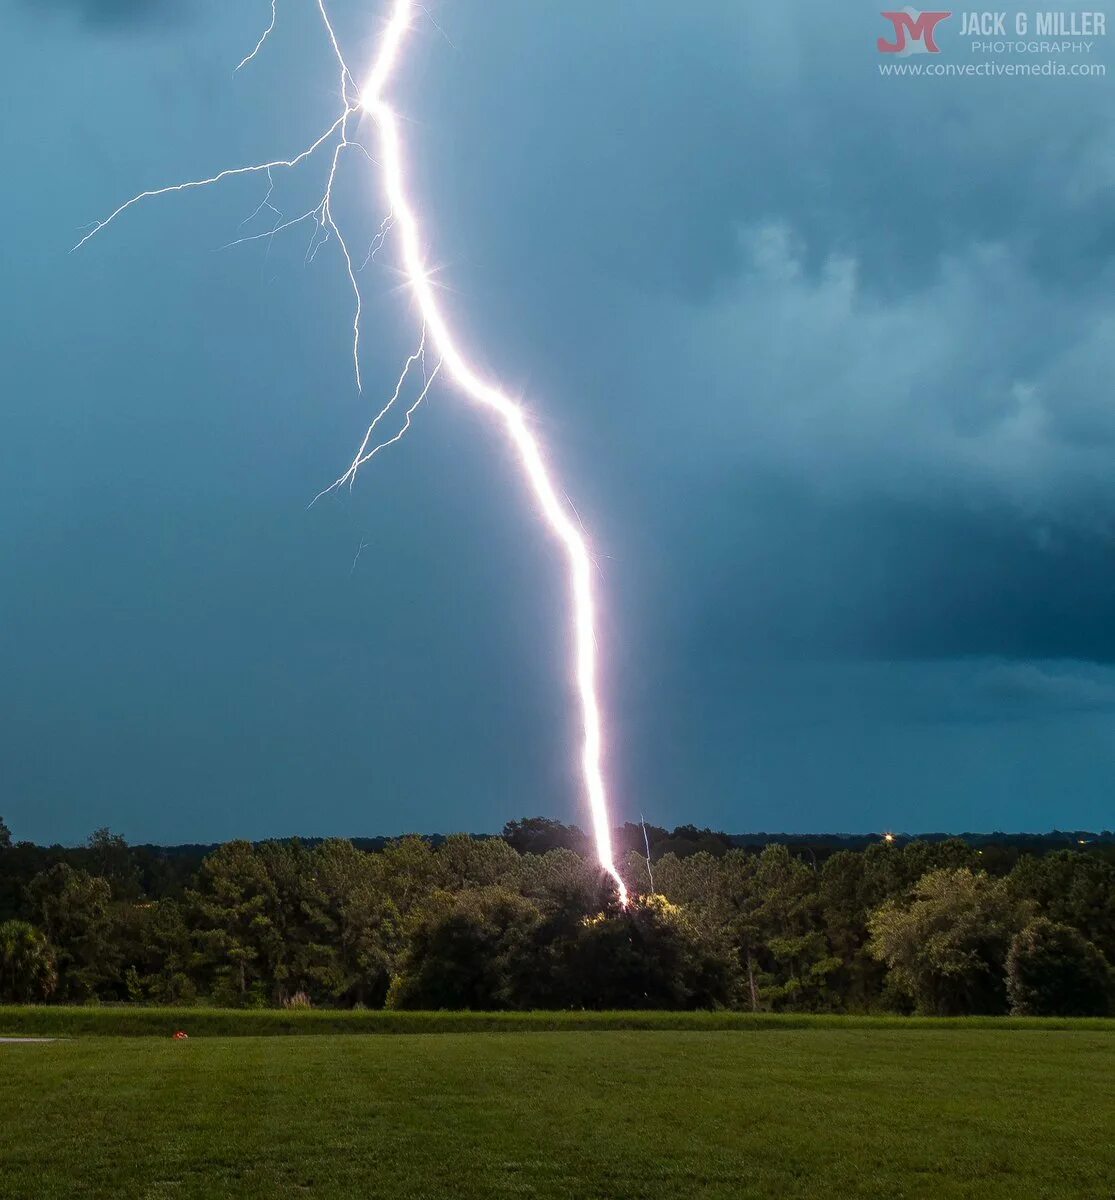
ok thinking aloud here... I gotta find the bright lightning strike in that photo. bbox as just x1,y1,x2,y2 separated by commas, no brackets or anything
74,0,628,906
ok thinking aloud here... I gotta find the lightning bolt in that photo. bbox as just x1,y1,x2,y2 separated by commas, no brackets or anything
73,0,627,906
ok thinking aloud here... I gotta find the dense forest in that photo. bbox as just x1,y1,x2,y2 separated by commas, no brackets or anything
1,816,1113,1016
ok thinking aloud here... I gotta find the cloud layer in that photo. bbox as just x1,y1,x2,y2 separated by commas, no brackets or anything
4,0,1115,839
31,0,179,28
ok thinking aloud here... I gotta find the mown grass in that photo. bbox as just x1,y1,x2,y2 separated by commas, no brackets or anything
3,1004,1115,1037
1,1027,1112,1199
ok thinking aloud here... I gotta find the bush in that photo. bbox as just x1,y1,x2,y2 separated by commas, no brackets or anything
387,890,739,1011
540,895,740,1010
387,888,542,1010
1006,919,1114,1017
0,919,58,1003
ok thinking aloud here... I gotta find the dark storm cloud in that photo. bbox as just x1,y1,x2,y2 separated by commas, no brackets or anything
975,663,1115,716
478,0,1115,305
28,0,182,28
438,3,1115,674
607,211,1115,670
681,489,1115,666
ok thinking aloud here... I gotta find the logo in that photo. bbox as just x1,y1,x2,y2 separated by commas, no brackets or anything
878,8,952,54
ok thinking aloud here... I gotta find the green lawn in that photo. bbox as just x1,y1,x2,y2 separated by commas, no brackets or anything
2,1026,1112,1199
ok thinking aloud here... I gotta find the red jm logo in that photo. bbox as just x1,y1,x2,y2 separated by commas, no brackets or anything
878,10,952,53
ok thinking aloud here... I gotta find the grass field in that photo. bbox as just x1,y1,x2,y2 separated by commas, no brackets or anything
2,1019,1113,1199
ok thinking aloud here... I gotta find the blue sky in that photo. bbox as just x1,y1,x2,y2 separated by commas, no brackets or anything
3,1,1115,844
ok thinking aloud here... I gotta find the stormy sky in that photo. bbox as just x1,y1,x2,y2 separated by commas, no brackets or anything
3,1,1115,844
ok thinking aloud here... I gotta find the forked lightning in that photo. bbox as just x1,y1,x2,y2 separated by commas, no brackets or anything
75,0,628,904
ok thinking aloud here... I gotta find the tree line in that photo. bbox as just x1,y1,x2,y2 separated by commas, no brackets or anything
1,815,1113,1016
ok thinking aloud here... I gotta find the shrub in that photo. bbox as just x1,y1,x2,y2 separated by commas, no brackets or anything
549,895,739,1010
387,888,542,1010
0,919,58,1002
1006,919,1114,1017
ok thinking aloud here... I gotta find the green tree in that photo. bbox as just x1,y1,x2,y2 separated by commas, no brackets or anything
305,839,402,1007
377,836,437,916
192,839,335,1006
253,840,333,1004
501,818,588,857
189,841,279,1004
84,827,141,900
654,825,732,859
623,848,768,1007
649,850,723,911
818,850,886,1011
0,919,57,1002
867,868,1031,1015
1006,918,1114,1017
710,849,765,1011
748,845,839,1011
520,848,601,918
1008,852,1115,961
688,846,838,1013
434,834,523,892
0,816,11,851
117,898,198,1004
387,888,542,1010
27,864,118,1001
861,838,978,911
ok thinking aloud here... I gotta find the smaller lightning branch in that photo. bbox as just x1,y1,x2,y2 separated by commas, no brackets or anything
311,326,439,505
72,115,349,254
235,166,279,234
236,0,277,73
352,358,443,474
351,537,370,575
360,214,394,271
73,0,629,905
313,8,366,392
641,815,655,895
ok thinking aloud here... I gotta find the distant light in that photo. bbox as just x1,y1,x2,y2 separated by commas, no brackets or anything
883,832,896,844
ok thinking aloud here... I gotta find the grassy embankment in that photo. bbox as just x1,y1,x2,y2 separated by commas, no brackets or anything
3,1004,1115,1037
